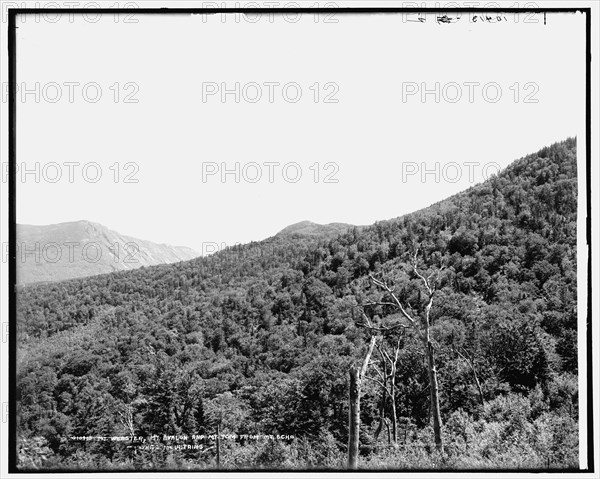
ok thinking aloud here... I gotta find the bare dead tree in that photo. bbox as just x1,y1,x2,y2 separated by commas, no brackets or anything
365,336,402,444
216,422,221,468
366,249,445,453
454,345,485,406
372,354,389,443
382,338,401,442
348,334,378,469
118,403,136,438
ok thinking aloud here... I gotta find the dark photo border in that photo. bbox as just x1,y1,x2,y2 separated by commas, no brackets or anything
7,6,593,474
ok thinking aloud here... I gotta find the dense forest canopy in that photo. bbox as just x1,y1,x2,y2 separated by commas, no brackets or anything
16,138,579,470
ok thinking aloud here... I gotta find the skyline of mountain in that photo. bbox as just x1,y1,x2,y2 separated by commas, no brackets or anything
16,220,200,285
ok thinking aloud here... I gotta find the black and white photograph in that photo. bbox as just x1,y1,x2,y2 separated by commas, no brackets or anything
0,2,598,477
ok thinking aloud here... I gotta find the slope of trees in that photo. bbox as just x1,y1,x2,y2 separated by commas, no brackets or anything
16,138,579,470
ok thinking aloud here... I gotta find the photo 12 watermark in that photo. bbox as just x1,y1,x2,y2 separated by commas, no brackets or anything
401,82,540,104
2,2,140,24
401,161,502,183
3,241,141,265
192,2,340,24
399,2,542,24
201,161,340,184
1,81,140,104
201,81,340,104
1,162,140,184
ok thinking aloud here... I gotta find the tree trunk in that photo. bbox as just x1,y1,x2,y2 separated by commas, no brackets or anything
347,335,377,469
374,386,386,442
216,423,221,468
456,347,485,406
426,340,443,453
348,366,360,469
385,418,392,444
474,372,484,407
391,393,397,444
374,361,387,442
390,364,397,443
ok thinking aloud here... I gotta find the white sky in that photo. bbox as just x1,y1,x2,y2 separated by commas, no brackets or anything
13,10,586,251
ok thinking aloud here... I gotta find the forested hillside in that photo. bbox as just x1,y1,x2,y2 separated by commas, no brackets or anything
16,138,579,471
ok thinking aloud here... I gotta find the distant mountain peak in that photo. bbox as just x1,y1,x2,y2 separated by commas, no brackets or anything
16,221,199,285
276,221,358,238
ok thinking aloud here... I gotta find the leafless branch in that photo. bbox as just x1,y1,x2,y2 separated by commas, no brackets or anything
360,335,378,380
368,273,423,340
363,301,399,308
364,375,392,396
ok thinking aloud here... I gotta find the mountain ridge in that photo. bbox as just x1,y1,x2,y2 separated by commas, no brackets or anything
276,220,361,238
16,220,199,285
